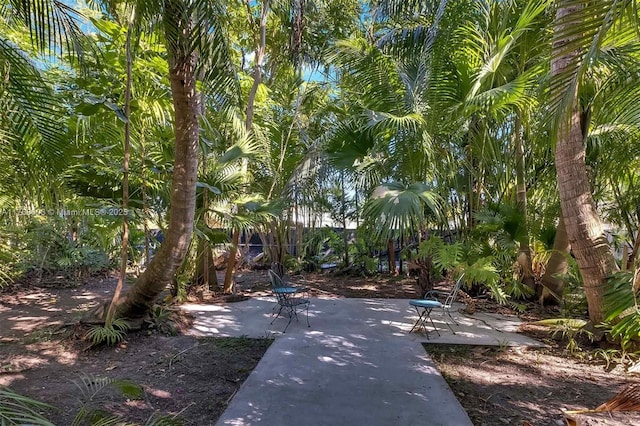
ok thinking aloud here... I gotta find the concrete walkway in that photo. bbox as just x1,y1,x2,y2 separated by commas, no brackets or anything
182,297,542,425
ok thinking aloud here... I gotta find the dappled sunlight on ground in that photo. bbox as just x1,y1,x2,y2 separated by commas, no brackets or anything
7,315,60,333
146,387,172,399
26,342,78,365
0,355,43,385
191,315,244,335
425,342,640,425
0,373,26,387
182,295,541,351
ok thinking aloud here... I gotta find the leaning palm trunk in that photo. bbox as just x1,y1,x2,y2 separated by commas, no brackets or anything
552,2,617,323
106,0,199,324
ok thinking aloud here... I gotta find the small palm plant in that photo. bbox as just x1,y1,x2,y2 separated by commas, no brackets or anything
0,387,54,426
86,318,130,347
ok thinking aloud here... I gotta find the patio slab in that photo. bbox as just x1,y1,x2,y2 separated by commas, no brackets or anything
181,297,544,425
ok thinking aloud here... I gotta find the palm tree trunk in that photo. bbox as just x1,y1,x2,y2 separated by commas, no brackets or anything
514,112,535,292
106,0,199,324
539,215,570,305
552,2,618,323
388,238,397,275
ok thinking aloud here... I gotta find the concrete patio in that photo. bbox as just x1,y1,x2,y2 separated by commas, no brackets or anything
181,297,543,425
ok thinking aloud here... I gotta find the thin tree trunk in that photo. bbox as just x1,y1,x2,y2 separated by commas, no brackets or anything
196,238,217,290
141,130,150,266
223,228,241,293
198,147,214,292
341,171,349,267
223,0,269,292
465,120,477,235
354,185,360,228
105,0,199,324
552,2,618,323
540,215,571,305
106,15,133,325
514,113,535,292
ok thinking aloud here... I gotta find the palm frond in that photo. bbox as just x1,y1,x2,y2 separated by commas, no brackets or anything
604,271,640,349
550,0,634,129
9,0,88,61
0,37,67,171
0,387,54,426
361,181,443,242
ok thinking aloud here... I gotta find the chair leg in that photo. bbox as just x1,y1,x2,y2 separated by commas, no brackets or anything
271,305,284,324
443,308,457,334
410,307,440,337
274,302,311,333
427,311,440,337
282,312,294,333
409,307,425,333
446,308,460,326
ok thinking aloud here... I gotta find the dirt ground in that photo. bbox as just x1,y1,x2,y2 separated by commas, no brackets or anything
1,269,640,425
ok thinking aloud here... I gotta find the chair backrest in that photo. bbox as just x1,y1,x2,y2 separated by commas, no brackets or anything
271,262,285,278
268,269,286,289
443,274,465,308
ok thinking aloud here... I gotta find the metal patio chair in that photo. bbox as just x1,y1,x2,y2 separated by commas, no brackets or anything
409,273,465,338
270,262,286,279
268,269,310,333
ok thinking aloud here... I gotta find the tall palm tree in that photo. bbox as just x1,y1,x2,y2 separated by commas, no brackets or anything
550,0,637,323
105,0,234,323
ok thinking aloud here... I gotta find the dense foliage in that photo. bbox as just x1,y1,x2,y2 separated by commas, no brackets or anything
1,0,640,342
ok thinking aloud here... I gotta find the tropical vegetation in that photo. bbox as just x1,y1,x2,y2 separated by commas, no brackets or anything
2,0,640,348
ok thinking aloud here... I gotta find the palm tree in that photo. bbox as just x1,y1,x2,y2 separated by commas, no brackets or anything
61,0,232,322
105,0,226,323
550,0,638,323
450,0,551,290
222,0,270,294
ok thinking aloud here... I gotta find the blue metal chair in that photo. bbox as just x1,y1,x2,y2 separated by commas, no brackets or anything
270,262,286,279
409,274,465,337
268,270,310,333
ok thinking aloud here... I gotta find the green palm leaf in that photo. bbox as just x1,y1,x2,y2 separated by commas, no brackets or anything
9,0,88,60
362,181,442,242
0,37,68,174
0,387,54,426
550,0,635,128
